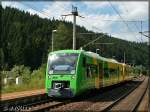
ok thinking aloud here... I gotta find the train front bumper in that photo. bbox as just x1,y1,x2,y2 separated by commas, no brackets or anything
48,88,74,98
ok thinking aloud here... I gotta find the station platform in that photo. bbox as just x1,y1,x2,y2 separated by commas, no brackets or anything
1,89,45,101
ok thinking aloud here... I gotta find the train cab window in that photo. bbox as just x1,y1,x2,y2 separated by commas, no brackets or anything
48,53,78,74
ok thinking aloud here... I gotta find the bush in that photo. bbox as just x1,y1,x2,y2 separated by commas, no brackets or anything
1,64,46,93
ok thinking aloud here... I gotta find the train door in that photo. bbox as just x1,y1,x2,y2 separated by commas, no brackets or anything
93,59,99,89
120,66,123,81
99,63,103,88
122,65,125,81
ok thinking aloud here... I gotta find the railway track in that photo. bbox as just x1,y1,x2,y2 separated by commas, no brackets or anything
22,99,71,112
48,76,148,112
102,76,149,112
2,95,72,112
137,80,149,112
2,76,148,112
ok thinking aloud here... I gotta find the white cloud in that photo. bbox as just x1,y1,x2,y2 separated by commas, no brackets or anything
41,1,119,33
118,2,148,20
2,1,148,42
2,1,26,11
2,1,49,19
83,1,108,9
77,1,148,42
113,31,148,42
42,1,72,20
112,2,148,42
2,1,18,8
27,9,48,18
76,14,118,33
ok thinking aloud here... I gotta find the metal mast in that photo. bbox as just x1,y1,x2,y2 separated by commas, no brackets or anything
72,6,78,50
61,5,84,50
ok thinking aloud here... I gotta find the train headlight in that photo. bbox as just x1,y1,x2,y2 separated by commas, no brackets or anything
71,75,76,79
71,70,75,74
49,70,53,74
48,75,51,79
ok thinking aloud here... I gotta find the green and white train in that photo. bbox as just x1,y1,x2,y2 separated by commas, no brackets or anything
45,50,140,98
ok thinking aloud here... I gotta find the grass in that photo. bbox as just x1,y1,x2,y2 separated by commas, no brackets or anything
1,79,45,94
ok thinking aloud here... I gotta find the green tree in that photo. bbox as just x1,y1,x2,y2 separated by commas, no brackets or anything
1,6,149,70
0,48,4,69
54,23,72,51
11,65,31,83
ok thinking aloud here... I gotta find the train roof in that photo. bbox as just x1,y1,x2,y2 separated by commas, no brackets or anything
48,49,124,64
84,51,120,64
48,49,81,54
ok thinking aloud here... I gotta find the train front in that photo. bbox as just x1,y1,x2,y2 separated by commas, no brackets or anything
45,51,79,98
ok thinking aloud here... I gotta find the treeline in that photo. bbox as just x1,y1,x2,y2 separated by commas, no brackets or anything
0,6,149,70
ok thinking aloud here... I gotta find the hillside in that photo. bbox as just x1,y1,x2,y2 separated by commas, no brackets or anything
0,6,149,70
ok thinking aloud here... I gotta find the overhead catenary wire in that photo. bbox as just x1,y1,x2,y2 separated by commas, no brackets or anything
107,0,141,42
18,1,148,60
87,19,148,22
21,2,145,38
78,11,148,35
21,1,148,44
78,8,148,43
106,1,149,54
79,16,145,54
107,1,135,33
120,2,143,42
79,17,140,38
78,18,104,33
80,34,107,49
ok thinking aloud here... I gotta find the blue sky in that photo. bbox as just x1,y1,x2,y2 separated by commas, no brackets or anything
2,1,149,42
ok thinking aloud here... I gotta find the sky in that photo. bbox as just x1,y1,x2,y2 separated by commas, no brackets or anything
2,1,149,42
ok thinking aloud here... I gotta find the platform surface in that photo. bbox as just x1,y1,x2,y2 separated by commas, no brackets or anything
1,89,45,101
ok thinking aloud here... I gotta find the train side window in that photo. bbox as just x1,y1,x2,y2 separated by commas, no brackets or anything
99,63,102,72
86,67,89,77
92,65,98,74
83,57,86,67
86,65,91,78
86,64,97,78
109,69,117,75
104,68,109,78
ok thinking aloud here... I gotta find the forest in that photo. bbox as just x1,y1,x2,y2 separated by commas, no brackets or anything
0,6,149,71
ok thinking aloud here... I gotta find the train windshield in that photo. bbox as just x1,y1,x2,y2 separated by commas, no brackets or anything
48,53,78,74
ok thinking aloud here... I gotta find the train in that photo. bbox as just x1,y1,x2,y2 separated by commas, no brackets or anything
45,50,140,98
